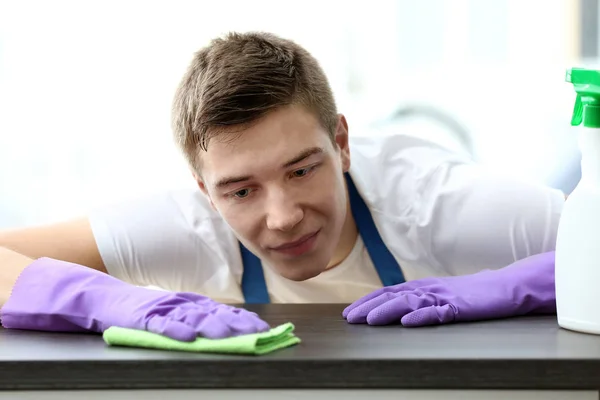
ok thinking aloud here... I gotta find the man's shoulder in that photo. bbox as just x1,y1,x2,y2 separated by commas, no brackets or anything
348,132,475,218
165,187,222,219
349,132,473,183
349,132,470,164
93,186,220,219
89,186,229,245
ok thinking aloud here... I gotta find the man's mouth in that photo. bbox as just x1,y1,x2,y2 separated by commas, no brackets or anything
269,230,320,257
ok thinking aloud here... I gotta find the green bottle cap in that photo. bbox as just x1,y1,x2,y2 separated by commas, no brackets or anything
567,68,600,128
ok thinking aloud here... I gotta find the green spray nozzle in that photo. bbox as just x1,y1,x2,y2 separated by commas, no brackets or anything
567,68,600,128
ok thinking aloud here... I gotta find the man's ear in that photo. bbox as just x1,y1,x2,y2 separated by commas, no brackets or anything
192,171,218,211
334,114,351,172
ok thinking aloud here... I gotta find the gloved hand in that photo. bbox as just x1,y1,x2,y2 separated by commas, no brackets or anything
343,251,557,326
0,257,269,341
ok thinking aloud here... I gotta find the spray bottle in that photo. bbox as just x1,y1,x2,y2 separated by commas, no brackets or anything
555,68,600,334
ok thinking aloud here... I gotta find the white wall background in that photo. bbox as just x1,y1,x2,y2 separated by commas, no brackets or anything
0,0,585,229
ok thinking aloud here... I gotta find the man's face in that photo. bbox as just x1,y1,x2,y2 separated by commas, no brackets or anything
197,105,351,281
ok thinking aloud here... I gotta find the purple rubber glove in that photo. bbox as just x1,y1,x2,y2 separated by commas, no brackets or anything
0,257,270,341
343,251,556,326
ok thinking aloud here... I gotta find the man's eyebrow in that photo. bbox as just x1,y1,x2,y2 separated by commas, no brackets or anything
214,175,252,190
281,147,324,168
214,147,325,190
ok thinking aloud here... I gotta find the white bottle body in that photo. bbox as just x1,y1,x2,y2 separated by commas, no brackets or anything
556,127,600,334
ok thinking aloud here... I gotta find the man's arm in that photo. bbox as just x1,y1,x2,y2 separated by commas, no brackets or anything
0,247,32,306
0,246,270,339
0,217,107,273
424,164,564,276
1,189,227,294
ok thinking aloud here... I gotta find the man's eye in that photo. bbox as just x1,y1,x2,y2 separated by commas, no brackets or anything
292,166,313,178
233,189,250,198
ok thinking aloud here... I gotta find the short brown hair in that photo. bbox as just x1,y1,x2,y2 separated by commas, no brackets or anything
171,31,338,171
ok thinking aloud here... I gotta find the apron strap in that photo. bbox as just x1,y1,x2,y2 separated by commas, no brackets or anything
239,242,270,304
239,172,406,303
345,173,406,287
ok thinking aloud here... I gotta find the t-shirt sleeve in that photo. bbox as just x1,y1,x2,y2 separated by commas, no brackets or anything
420,160,565,276
87,189,233,291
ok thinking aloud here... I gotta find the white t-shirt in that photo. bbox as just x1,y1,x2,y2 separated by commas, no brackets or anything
88,133,565,304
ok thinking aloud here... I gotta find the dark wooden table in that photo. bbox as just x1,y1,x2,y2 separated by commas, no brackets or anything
2,304,600,398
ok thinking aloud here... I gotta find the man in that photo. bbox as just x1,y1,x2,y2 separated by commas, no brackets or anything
0,32,562,341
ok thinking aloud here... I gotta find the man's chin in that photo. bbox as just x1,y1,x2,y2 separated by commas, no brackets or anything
278,265,326,282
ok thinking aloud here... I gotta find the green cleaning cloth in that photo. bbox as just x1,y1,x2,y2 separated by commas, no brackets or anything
102,322,300,355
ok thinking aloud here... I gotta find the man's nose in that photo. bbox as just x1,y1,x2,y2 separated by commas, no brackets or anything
265,189,304,232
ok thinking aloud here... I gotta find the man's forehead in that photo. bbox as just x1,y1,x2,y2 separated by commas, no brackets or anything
211,146,326,190
198,105,332,181
202,139,329,187
205,138,326,172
